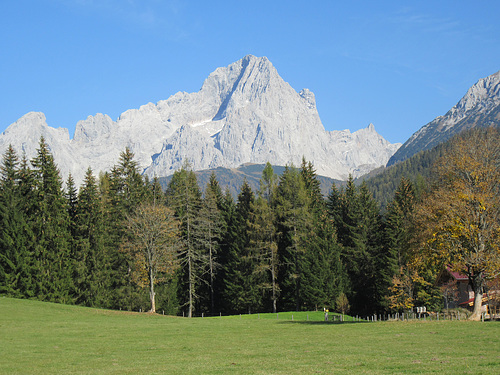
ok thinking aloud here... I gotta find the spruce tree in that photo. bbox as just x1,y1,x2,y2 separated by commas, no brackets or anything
74,168,113,308
195,184,223,315
248,194,279,313
334,178,386,315
0,145,32,297
29,137,74,303
223,180,260,313
216,188,236,314
275,165,312,311
107,148,147,310
165,162,203,317
300,160,346,311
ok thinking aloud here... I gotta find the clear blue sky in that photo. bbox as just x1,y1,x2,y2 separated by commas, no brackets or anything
1,1,499,144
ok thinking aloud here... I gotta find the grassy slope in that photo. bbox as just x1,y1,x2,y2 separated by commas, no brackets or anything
1,298,499,374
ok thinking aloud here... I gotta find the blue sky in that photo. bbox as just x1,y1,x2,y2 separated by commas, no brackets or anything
1,1,499,144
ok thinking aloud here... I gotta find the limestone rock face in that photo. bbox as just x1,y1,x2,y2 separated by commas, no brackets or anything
388,70,500,166
1,55,401,185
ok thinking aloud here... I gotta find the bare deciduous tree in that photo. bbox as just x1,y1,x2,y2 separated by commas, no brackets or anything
124,203,179,313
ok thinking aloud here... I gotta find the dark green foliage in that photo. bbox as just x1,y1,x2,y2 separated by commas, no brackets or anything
360,146,440,209
194,182,223,315
29,138,74,304
223,180,260,314
275,165,313,311
165,162,203,317
248,165,279,313
105,148,149,310
214,188,236,314
0,146,33,297
385,178,416,270
4,133,483,318
328,176,388,315
74,168,113,308
299,160,347,311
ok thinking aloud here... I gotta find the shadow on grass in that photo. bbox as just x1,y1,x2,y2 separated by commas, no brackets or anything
278,320,371,325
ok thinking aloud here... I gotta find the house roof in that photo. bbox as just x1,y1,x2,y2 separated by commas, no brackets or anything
446,266,468,281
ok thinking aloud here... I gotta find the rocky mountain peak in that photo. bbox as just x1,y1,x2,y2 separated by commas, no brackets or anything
454,70,500,114
387,69,500,166
1,55,401,185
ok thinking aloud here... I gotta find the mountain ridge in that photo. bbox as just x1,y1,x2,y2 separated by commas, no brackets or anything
1,55,400,185
387,69,500,166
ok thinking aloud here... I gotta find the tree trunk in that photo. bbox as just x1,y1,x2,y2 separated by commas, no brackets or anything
271,266,277,314
469,289,483,321
149,268,156,313
469,275,484,321
188,253,193,318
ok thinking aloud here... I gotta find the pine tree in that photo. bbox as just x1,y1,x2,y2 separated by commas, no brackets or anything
354,182,386,314
300,159,346,311
165,162,203,317
74,168,113,307
248,195,279,312
223,180,260,313
245,163,280,312
275,165,313,311
215,188,236,314
99,148,148,310
29,137,74,303
330,177,387,315
194,184,223,315
0,145,32,297
385,177,416,270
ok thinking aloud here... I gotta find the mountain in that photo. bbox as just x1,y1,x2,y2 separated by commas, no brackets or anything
388,70,500,166
0,55,400,185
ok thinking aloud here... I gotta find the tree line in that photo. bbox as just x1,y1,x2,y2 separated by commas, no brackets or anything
1,128,498,319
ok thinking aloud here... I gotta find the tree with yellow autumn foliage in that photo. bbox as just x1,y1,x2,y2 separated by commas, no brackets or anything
415,127,500,320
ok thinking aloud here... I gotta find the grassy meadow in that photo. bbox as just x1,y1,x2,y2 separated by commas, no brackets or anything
1,297,499,374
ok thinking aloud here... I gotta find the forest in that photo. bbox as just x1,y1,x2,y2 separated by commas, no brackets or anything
0,127,498,320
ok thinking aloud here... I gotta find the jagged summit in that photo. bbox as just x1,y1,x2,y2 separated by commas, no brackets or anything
0,55,401,185
388,69,500,166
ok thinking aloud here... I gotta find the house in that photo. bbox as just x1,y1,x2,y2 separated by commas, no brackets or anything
436,266,472,309
436,266,499,318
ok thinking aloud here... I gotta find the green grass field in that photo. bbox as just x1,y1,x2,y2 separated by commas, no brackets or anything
1,297,499,374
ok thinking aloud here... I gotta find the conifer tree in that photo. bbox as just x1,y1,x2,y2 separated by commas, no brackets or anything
74,168,113,307
300,159,346,310
223,180,260,313
248,194,279,312
275,165,313,311
65,174,78,295
330,177,387,315
384,178,417,312
29,137,74,303
208,172,224,209
216,188,236,313
107,148,147,310
195,183,223,314
165,162,203,317
0,145,32,297
353,182,386,313
247,163,279,312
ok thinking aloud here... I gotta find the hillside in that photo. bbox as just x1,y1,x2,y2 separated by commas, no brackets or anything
159,163,338,199
388,70,500,166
